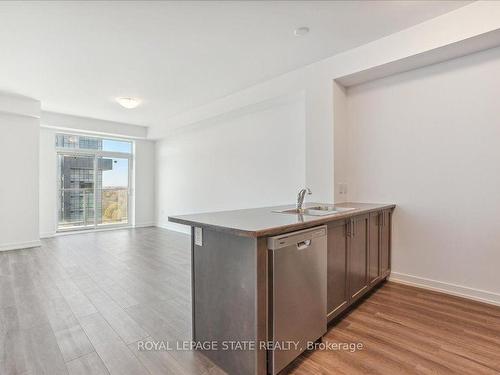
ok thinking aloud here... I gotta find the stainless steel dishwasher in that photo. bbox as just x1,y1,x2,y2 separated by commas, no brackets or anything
267,225,327,374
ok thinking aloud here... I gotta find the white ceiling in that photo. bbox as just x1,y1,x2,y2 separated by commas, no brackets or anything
0,1,470,131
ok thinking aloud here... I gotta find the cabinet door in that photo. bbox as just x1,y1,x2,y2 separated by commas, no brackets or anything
368,212,381,285
348,214,369,301
327,220,348,321
380,210,392,276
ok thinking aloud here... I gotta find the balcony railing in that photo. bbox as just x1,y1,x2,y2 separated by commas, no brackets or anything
58,187,128,230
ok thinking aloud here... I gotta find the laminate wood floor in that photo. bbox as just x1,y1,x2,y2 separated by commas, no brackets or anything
289,283,500,375
0,227,223,375
1,227,500,375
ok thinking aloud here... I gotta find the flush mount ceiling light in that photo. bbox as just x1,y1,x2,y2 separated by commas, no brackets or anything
116,97,142,109
294,26,310,36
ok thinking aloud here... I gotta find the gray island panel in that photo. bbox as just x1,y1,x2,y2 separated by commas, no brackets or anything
192,227,268,375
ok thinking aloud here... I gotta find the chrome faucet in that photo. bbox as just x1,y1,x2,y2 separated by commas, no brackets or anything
296,188,312,211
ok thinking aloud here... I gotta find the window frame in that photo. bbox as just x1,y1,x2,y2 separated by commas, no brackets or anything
55,132,134,232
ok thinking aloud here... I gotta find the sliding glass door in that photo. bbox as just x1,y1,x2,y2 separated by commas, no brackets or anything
58,154,96,230
56,134,132,232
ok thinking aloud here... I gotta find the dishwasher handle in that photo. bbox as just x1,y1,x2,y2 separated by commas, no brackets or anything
296,240,311,250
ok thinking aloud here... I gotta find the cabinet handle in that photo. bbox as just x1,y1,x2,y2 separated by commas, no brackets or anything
351,219,355,237
346,220,352,238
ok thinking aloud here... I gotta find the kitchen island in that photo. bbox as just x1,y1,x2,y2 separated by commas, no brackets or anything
169,202,395,375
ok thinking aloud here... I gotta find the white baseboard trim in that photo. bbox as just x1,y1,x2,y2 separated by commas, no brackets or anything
156,222,191,235
0,240,41,252
390,272,500,307
40,232,56,239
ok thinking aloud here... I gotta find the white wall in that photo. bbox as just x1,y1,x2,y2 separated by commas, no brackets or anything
0,94,40,250
156,94,306,233
149,2,500,205
42,111,147,139
39,127,57,237
333,81,349,203
346,45,500,304
39,127,155,236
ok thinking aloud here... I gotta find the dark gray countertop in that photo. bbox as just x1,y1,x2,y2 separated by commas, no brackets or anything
168,202,395,238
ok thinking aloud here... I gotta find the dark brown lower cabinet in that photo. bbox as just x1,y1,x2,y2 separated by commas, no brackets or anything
380,209,391,276
368,212,381,285
327,209,393,323
347,214,369,301
326,220,348,320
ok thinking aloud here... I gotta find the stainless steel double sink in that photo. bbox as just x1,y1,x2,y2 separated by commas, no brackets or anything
273,205,355,217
